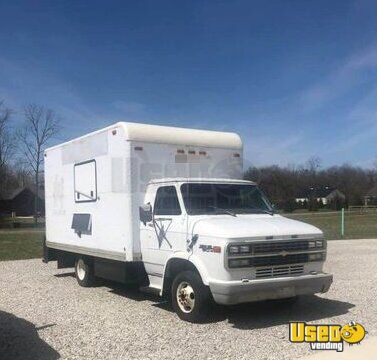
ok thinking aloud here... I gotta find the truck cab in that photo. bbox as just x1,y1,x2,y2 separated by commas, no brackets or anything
139,178,333,322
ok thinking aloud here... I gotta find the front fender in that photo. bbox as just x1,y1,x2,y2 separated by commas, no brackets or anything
160,252,210,296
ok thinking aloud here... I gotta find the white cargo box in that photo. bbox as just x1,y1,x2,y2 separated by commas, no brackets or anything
44,122,243,261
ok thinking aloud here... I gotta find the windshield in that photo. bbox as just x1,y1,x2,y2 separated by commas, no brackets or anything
181,183,273,215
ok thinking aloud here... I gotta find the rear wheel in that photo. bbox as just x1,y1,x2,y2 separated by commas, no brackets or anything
171,270,212,322
75,257,95,287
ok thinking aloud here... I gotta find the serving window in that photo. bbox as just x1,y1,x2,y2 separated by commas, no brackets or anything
74,160,97,203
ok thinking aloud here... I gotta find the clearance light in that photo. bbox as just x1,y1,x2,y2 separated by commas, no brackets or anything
134,146,143,151
177,149,185,154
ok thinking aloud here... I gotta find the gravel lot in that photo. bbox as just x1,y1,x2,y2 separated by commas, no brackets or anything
1,239,376,359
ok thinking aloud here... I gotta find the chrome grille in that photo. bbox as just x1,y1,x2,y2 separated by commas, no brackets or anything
253,241,309,254
256,264,304,279
227,239,326,270
250,253,309,266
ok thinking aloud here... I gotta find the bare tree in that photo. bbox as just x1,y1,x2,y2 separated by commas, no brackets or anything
0,101,14,195
17,104,61,224
306,156,322,173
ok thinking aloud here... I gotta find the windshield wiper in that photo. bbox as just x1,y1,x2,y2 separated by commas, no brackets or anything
249,208,274,216
207,206,237,217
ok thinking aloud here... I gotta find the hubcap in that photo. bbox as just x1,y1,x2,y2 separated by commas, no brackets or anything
176,281,195,313
76,259,86,281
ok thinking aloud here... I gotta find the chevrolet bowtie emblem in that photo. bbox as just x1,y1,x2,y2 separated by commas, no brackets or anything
280,251,288,257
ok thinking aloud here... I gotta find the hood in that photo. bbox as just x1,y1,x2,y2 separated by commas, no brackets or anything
191,214,322,239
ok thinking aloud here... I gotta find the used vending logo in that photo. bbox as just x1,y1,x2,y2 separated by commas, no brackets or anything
289,321,367,352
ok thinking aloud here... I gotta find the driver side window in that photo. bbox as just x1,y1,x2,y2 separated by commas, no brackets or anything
154,186,181,216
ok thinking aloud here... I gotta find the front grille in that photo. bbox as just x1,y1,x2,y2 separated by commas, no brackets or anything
250,253,309,267
253,240,309,254
228,253,311,268
227,239,326,269
256,264,304,278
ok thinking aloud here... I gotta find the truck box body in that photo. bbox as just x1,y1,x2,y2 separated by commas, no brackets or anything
45,122,243,262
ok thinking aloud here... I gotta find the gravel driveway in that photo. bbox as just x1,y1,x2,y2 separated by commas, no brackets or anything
1,239,376,359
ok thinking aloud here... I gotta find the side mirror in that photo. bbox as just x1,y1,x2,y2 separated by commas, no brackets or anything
139,203,152,225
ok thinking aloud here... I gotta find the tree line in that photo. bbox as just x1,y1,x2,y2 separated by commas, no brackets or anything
0,100,61,223
244,157,377,211
1,98,377,217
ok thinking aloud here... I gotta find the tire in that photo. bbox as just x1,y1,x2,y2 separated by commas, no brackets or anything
171,270,212,323
75,257,95,287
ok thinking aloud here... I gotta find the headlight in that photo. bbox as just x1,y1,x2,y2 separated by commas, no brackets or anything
229,246,239,254
308,252,325,261
240,245,250,253
316,240,324,248
228,244,252,254
309,240,325,249
229,259,250,268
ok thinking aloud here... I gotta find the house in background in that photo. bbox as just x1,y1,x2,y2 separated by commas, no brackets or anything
0,186,44,216
295,186,346,207
364,185,377,205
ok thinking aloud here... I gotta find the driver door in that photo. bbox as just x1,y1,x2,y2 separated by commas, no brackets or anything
140,185,187,280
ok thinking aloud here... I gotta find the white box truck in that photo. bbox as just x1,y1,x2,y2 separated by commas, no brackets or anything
44,122,332,322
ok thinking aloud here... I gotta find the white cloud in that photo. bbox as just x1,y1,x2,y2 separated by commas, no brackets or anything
299,44,377,111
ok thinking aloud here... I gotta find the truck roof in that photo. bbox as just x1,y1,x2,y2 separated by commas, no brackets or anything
148,178,255,185
46,122,242,152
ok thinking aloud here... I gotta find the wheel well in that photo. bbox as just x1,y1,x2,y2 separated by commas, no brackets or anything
162,259,201,298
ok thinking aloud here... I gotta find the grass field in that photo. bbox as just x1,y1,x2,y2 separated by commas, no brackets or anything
0,216,45,229
285,211,377,240
0,211,376,261
0,229,44,261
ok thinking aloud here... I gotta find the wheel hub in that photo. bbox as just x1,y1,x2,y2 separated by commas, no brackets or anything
76,259,86,281
176,282,195,313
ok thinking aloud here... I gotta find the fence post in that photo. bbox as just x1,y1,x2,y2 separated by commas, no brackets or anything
341,208,345,238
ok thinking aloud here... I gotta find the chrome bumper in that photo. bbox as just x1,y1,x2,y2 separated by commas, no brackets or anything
209,273,333,305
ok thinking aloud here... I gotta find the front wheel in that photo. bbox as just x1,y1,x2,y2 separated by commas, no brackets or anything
75,257,95,287
171,270,212,322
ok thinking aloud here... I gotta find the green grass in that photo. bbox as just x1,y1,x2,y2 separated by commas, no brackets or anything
0,212,376,261
285,211,377,240
0,216,45,229
0,229,44,261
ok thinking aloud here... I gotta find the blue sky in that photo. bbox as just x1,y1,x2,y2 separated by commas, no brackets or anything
1,0,377,168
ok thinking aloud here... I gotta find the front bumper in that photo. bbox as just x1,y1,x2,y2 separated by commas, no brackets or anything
209,273,333,305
